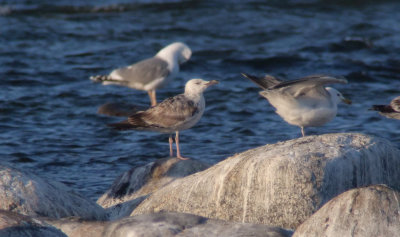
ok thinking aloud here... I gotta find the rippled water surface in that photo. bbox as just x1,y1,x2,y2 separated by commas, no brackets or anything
1,0,400,200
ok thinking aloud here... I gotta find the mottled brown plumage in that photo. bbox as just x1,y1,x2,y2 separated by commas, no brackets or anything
370,96,400,120
109,79,218,160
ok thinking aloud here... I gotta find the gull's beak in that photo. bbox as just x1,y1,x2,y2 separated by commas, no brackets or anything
206,80,219,87
342,97,352,105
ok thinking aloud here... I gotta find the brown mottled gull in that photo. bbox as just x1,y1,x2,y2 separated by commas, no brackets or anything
242,73,351,137
370,96,400,120
90,42,192,106
109,79,218,160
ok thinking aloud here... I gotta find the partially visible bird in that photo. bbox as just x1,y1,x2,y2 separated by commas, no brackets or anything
370,96,400,120
109,79,219,160
90,42,192,107
242,73,351,137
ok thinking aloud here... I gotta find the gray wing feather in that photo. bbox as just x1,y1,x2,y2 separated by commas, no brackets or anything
112,57,170,85
272,75,347,90
273,75,347,99
128,94,197,128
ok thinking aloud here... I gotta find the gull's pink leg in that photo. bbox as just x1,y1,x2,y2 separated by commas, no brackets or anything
152,90,157,106
175,131,189,160
169,135,174,157
147,90,157,107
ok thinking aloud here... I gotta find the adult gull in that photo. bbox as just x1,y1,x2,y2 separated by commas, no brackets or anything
242,73,351,137
90,42,192,106
370,96,400,120
109,79,218,160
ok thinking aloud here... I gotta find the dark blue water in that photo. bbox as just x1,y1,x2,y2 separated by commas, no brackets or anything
1,0,400,200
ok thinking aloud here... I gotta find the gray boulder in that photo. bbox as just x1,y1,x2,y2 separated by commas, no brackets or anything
47,212,293,237
293,185,400,237
0,164,106,220
0,210,66,237
97,157,209,220
132,133,400,229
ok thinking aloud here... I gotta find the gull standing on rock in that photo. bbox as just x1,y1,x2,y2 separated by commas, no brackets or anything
370,96,400,120
242,73,351,137
109,79,218,160
90,42,192,106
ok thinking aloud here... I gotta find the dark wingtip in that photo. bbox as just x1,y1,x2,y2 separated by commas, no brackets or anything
368,107,378,111
89,75,103,81
242,72,281,90
241,72,255,80
108,120,134,130
369,105,393,112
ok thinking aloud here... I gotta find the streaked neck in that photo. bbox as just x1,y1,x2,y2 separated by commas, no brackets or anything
184,90,204,102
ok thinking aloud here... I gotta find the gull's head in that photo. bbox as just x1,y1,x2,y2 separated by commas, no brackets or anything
184,79,218,95
157,42,192,64
326,87,352,105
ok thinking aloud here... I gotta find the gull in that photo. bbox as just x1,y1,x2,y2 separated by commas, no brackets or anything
370,96,400,120
90,42,192,107
109,79,218,160
242,73,351,137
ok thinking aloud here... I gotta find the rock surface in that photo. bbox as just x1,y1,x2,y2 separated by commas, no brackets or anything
293,185,400,237
47,212,293,237
97,157,210,220
0,210,66,237
131,133,400,229
44,217,106,237
0,163,106,220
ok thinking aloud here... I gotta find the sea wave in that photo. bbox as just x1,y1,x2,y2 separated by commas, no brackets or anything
0,0,194,15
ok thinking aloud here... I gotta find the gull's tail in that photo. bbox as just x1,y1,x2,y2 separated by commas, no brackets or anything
241,73,281,89
108,114,149,130
369,105,393,113
108,120,136,130
90,75,111,82
90,75,127,86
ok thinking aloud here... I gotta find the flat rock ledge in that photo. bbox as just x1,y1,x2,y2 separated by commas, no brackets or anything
130,133,400,229
293,184,400,237
97,157,210,220
0,163,106,220
46,212,293,237
0,210,66,237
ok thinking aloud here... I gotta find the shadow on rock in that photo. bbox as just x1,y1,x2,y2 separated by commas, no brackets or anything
97,157,210,220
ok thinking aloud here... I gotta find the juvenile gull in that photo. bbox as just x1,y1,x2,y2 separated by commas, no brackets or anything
242,73,351,137
90,42,192,106
109,79,218,160
370,96,400,120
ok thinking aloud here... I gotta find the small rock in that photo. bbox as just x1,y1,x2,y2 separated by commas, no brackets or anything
293,185,400,237
0,163,106,220
0,210,66,237
131,133,400,229
97,157,210,220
